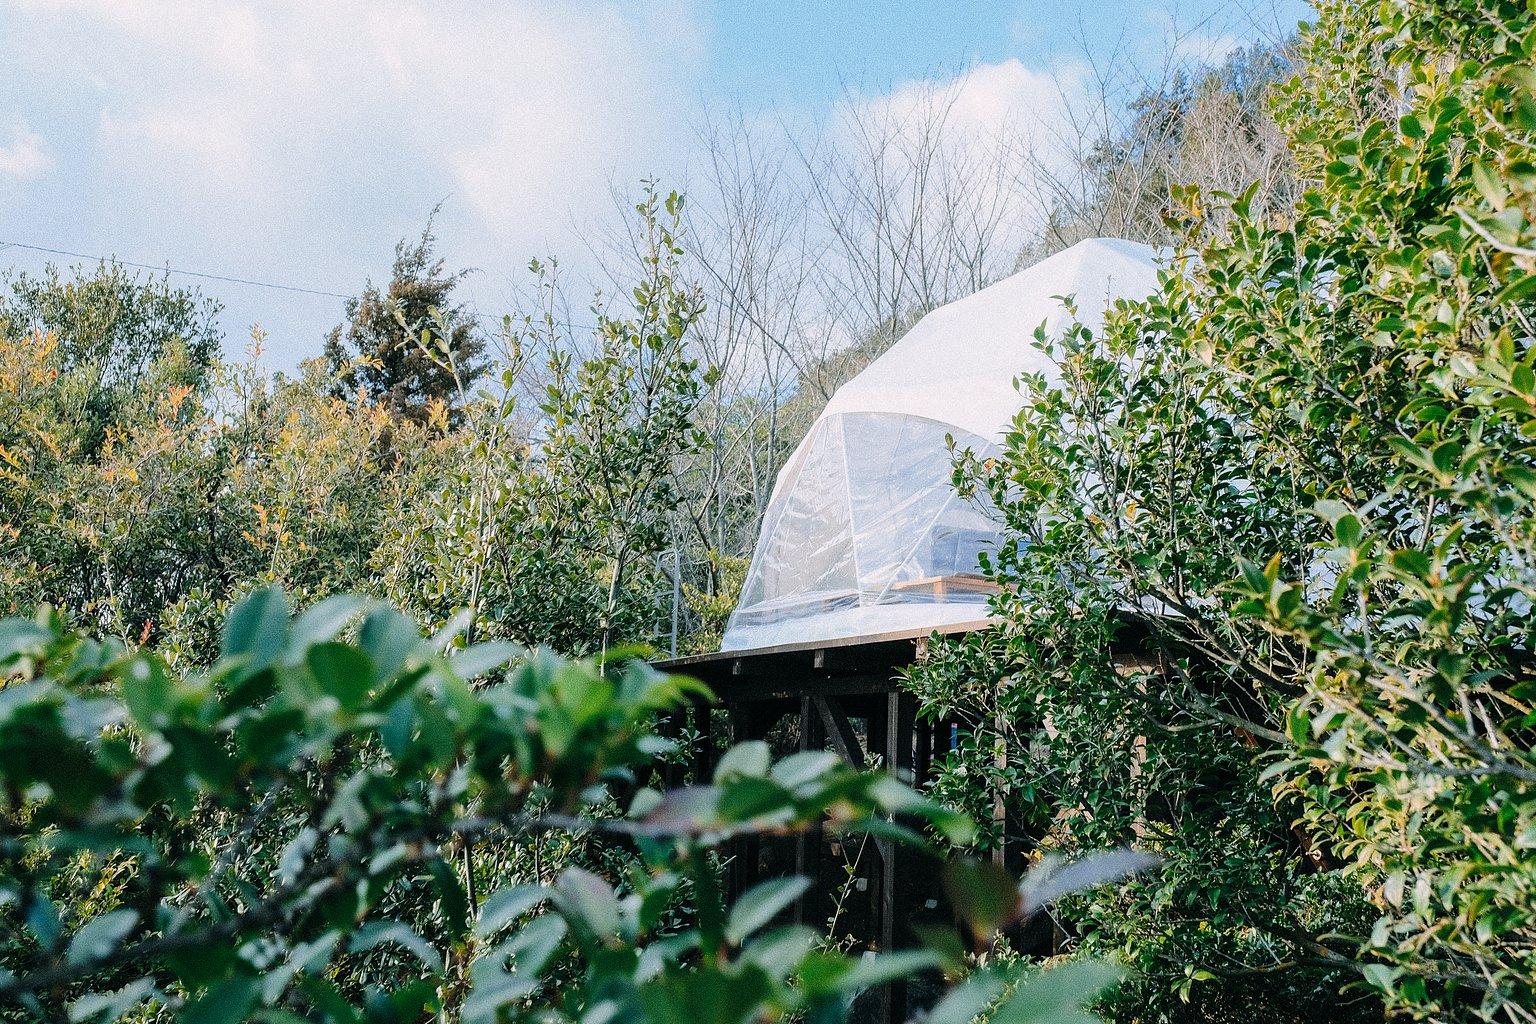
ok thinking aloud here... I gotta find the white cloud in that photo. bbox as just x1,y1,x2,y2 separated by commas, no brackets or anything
1171,30,1244,62
0,0,707,362
49,2,699,232
848,57,1085,161
0,1,1114,369
832,58,1087,242
0,119,52,179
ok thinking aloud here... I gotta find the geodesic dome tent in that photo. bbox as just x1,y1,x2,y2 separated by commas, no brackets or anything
721,238,1163,652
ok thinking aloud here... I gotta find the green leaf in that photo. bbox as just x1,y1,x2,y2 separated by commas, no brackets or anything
739,925,818,979
380,699,416,759
25,894,61,948
1021,851,1160,915
295,977,360,1024
834,949,942,992
350,921,443,972
554,867,620,939
221,587,290,677
1390,549,1432,578
913,923,971,975
1360,963,1404,991
67,977,155,1024
287,594,369,661
476,885,548,939
120,660,173,730
726,876,810,945
926,972,1006,1024
943,858,1022,940
1493,273,1536,305
636,872,680,932
1333,514,1362,549
0,618,51,664
1430,441,1462,475
769,750,840,787
994,960,1124,1023
450,641,525,681
1385,434,1432,469
359,607,420,683
716,775,794,821
306,642,374,709
181,977,260,1024
261,933,342,1004
278,828,317,885
713,740,771,782
1236,557,1269,595
464,917,568,1024
427,858,470,940
1505,464,1536,500
66,910,138,967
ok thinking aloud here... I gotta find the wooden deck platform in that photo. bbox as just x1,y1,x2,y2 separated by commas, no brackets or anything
654,617,999,1022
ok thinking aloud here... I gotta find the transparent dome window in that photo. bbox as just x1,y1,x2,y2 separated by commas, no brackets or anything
718,239,1165,652
723,412,1001,651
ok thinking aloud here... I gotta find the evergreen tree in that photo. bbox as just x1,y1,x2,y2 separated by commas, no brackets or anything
323,214,487,423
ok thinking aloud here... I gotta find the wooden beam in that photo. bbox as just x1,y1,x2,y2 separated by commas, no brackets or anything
812,695,865,769
813,696,894,877
713,674,904,702
655,617,998,671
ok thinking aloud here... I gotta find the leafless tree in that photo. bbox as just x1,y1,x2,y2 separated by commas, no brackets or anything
578,6,1307,645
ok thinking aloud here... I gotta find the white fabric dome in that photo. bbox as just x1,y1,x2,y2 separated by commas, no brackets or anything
722,238,1163,652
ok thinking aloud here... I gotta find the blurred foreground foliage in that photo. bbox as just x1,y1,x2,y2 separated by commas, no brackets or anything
0,588,1146,1023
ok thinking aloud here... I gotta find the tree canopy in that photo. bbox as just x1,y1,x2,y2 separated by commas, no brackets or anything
323,215,489,425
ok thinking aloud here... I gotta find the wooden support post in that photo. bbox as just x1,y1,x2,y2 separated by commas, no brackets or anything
794,696,821,925
880,691,915,1022
694,695,715,780
885,692,915,782
913,718,933,785
816,695,892,873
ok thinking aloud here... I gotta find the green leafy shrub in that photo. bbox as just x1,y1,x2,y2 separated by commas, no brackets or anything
910,1,1536,1021
373,185,711,658
0,588,1150,1023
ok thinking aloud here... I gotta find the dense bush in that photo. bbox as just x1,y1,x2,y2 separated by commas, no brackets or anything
374,186,711,657
0,186,705,660
0,588,1147,1023
0,262,220,457
910,1,1536,1021
322,211,489,425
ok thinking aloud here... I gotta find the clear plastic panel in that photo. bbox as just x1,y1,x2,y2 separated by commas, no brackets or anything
733,418,859,622
723,412,1002,651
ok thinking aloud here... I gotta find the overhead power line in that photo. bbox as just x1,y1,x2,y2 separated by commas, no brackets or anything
0,239,353,300
0,237,600,333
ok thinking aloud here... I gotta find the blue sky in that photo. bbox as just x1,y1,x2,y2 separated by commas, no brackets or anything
705,1,1304,103
0,0,1310,371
